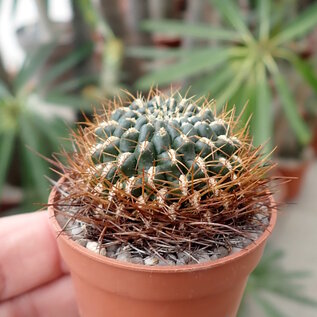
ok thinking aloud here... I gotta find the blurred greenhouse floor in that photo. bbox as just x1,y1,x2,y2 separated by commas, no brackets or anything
250,161,317,317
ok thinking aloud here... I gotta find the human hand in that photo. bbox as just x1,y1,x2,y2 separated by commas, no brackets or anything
0,212,79,317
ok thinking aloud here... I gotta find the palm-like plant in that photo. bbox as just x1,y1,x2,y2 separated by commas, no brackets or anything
77,0,125,99
0,43,92,211
238,247,317,317
130,0,317,152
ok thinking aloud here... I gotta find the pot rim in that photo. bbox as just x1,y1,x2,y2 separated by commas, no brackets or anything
48,177,277,274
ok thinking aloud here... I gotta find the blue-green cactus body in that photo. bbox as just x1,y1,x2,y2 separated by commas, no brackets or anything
90,96,242,202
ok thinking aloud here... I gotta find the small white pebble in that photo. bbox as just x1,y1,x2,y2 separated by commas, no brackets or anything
158,259,175,266
214,246,229,258
248,232,260,240
100,248,107,256
262,218,269,226
71,225,84,236
176,258,187,265
177,252,191,264
255,213,266,221
77,239,88,247
194,250,210,263
116,251,131,262
107,244,119,253
130,257,144,265
144,256,159,266
241,238,253,248
86,241,99,253
210,254,218,260
231,247,243,254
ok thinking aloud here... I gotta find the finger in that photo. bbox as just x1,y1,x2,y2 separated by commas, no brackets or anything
0,212,67,301
0,275,79,317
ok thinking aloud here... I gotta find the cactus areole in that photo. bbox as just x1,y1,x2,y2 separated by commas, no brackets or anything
52,91,275,260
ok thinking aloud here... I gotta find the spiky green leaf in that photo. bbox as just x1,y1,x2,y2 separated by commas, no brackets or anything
127,47,205,59
141,20,242,41
258,0,270,40
216,58,255,109
273,72,311,145
253,294,287,317
136,48,230,89
264,283,317,306
190,65,233,97
290,55,317,94
19,115,50,201
254,63,273,153
273,3,317,44
51,75,97,93
39,43,93,90
0,130,15,198
14,43,54,93
0,80,10,97
210,0,254,42
44,93,92,111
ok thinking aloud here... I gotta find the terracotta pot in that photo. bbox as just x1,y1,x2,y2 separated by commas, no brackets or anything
276,148,313,202
277,162,309,202
48,180,277,317
311,126,317,157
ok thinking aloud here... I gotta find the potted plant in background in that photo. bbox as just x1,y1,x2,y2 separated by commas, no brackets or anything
303,92,317,157
274,111,313,202
129,0,317,155
238,247,317,317
48,91,277,317
0,43,91,214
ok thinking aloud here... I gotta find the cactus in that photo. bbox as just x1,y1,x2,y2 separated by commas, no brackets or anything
89,95,243,201
54,91,274,260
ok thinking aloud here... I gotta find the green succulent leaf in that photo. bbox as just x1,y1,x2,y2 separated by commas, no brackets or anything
216,58,255,109
258,0,270,40
273,2,317,44
78,0,114,39
0,80,10,97
210,0,254,42
39,43,93,90
264,283,317,306
136,48,231,89
14,43,54,93
44,93,92,111
190,65,233,97
254,63,272,153
253,294,287,317
127,47,205,60
51,75,98,93
289,55,317,94
19,115,50,202
257,248,284,268
0,130,15,198
31,114,70,152
141,20,242,41
241,247,317,317
273,72,311,145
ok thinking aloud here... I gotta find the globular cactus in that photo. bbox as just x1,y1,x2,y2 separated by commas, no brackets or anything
55,91,273,258
89,95,242,205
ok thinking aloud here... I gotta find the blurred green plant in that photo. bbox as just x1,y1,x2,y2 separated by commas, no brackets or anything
0,43,92,211
239,247,317,317
130,0,317,153
77,0,124,99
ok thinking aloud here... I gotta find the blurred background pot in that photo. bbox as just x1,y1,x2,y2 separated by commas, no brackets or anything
275,109,314,202
276,147,313,202
48,178,277,317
